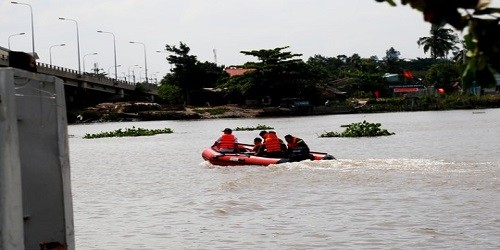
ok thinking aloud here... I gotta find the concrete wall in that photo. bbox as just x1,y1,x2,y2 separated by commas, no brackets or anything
0,68,74,249
0,67,25,249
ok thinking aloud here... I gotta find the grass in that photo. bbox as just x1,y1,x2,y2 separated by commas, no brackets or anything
234,124,274,131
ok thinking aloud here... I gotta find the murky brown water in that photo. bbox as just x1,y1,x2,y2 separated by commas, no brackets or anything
69,109,499,249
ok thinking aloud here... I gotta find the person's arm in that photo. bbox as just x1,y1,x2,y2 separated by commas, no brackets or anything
213,137,221,147
298,140,310,153
234,137,239,153
256,144,266,156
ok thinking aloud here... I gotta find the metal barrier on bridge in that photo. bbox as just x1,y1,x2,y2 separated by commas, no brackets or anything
1,52,158,104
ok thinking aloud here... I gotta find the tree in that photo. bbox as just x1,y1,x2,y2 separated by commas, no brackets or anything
425,62,461,93
234,46,319,104
306,55,345,79
376,0,500,89
384,47,400,61
383,47,402,73
417,26,458,59
159,42,226,105
157,82,183,105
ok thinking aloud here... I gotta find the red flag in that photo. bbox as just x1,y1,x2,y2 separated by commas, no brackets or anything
403,70,414,79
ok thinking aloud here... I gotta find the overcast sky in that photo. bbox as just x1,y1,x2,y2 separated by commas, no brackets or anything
1,0,498,81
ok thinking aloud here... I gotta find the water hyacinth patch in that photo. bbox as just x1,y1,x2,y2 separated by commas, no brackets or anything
234,124,274,131
320,120,395,137
83,127,173,139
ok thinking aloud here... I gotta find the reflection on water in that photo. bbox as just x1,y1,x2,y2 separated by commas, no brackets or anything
69,109,499,249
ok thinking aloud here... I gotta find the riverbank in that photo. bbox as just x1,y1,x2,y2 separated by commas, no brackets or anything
67,94,500,124
68,102,358,124
69,103,264,123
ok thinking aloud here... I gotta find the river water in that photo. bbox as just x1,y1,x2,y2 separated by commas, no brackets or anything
68,109,499,249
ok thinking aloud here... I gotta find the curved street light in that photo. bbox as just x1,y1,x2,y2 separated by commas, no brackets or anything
97,30,118,80
49,43,66,65
83,52,98,73
156,50,172,70
11,1,35,56
59,17,81,74
108,64,121,78
130,41,148,83
8,32,25,50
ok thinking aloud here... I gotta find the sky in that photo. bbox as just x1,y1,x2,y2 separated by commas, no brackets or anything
1,0,499,82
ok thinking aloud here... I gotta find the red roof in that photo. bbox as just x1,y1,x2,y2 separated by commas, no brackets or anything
394,87,419,93
225,68,255,77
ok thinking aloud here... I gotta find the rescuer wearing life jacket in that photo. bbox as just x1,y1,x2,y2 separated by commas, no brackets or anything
214,128,238,153
257,130,286,157
284,134,312,161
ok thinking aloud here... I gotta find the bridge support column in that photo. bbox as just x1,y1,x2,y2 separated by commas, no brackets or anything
79,82,88,88
0,68,75,249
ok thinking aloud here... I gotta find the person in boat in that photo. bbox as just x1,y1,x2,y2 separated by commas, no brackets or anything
259,130,268,140
256,131,286,158
213,128,238,153
259,131,287,151
284,134,312,162
252,137,263,153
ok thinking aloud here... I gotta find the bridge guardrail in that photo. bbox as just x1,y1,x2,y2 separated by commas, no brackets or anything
0,54,157,95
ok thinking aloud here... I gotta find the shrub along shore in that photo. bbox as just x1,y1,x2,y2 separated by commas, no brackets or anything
68,94,500,124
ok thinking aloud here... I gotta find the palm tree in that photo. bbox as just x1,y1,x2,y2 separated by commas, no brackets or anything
417,26,459,59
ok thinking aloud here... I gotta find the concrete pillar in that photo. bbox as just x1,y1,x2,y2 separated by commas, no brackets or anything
0,68,75,250
0,68,25,250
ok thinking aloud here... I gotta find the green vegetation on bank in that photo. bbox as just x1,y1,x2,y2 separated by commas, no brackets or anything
320,121,395,137
158,34,498,109
377,0,500,87
149,0,500,110
234,124,274,131
358,94,500,113
83,127,173,139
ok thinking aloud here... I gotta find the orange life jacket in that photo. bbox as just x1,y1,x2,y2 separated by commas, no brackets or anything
264,133,282,152
219,134,236,149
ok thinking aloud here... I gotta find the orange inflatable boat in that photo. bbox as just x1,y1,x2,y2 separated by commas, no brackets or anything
202,144,335,166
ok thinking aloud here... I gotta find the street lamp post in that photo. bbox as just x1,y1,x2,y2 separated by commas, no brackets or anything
97,30,118,80
131,66,141,84
130,41,148,83
8,32,25,50
59,17,81,74
139,70,145,82
108,65,121,78
156,50,172,70
49,43,66,65
128,64,139,83
11,2,35,56
152,71,160,84
83,52,98,73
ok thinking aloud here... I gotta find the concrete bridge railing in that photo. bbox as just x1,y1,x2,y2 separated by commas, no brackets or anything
1,54,159,107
